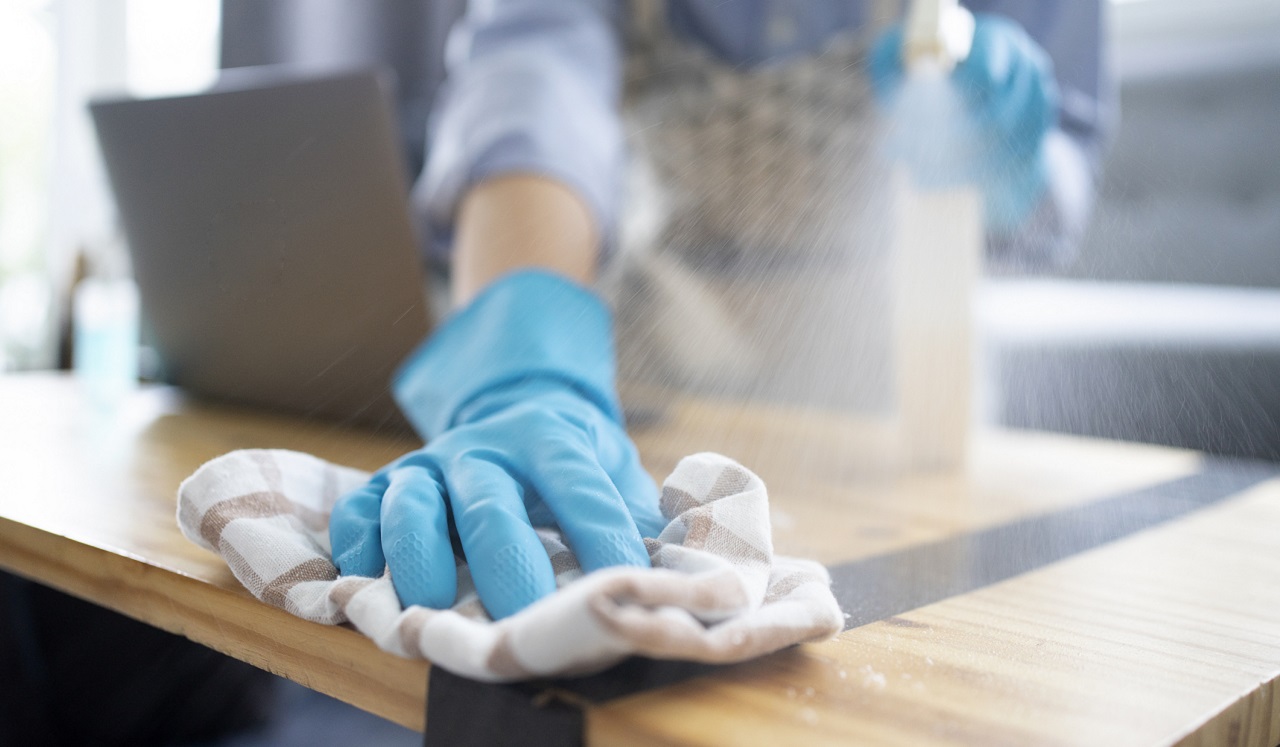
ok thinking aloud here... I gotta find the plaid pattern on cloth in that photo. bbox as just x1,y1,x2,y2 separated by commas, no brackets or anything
177,450,843,681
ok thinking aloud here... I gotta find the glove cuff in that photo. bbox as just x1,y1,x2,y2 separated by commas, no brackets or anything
392,270,622,440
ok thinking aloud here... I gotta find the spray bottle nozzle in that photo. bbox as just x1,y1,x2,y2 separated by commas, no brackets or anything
903,0,975,73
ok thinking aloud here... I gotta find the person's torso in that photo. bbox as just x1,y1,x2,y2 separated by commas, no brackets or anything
619,0,901,269
610,0,902,413
660,0,900,68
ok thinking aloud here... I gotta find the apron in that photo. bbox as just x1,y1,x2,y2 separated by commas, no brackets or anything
608,0,904,416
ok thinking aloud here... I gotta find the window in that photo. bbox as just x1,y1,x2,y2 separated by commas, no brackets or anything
0,0,219,371
0,0,56,369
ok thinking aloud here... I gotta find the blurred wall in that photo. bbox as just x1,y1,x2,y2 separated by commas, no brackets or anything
990,0,1280,460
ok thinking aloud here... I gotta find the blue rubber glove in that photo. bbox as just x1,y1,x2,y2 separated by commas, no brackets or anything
329,270,665,620
869,13,1060,230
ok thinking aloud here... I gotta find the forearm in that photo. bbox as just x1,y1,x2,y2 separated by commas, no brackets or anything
417,0,624,273
451,174,601,306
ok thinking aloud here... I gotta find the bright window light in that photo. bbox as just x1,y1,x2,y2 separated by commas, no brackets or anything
126,0,220,97
0,0,55,275
0,0,56,369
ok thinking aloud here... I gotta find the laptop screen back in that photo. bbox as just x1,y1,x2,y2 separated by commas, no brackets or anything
91,67,432,430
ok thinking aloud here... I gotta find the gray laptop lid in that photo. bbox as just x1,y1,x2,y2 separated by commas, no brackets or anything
91,67,432,431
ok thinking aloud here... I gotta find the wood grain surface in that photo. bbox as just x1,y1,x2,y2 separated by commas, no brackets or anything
2,373,1277,745
0,375,429,727
588,480,1280,746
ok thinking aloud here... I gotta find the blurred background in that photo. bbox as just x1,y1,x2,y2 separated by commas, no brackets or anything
1,1,1276,744
983,0,1280,462
2,0,1278,461
2,0,1280,460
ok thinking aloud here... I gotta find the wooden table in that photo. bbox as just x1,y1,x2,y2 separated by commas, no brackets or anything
2,372,1278,745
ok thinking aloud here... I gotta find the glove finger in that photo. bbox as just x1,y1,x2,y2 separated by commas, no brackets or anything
381,464,457,609
528,436,650,574
445,454,556,620
604,443,666,539
986,58,1049,158
952,40,994,109
957,18,1056,149
981,154,1046,231
329,475,390,578
868,23,906,104
954,17,1018,115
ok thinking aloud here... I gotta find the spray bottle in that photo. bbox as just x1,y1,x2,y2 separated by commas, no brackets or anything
891,0,981,472
73,231,140,410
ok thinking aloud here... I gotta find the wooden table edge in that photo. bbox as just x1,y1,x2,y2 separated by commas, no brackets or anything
0,514,430,732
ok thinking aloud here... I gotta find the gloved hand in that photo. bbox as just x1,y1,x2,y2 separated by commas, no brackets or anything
868,13,1059,230
329,270,665,620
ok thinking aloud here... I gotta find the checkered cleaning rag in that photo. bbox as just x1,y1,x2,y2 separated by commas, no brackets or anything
177,450,843,681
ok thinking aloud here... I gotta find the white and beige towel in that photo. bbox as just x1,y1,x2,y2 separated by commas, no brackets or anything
177,450,843,682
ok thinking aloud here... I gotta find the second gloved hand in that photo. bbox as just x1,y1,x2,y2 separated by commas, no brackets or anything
329,270,665,620
869,13,1060,229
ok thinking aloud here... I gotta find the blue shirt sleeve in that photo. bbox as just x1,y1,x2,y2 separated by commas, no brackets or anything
413,0,625,261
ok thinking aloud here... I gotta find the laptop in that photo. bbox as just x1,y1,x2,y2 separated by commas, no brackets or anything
91,67,434,431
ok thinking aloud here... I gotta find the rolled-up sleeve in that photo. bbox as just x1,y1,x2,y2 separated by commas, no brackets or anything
966,0,1115,270
413,0,624,260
